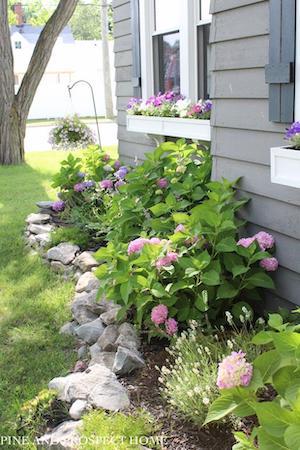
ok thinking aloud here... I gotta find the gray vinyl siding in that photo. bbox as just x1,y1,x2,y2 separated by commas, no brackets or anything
112,0,154,163
210,0,300,307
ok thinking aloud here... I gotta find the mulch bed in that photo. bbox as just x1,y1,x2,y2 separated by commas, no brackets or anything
121,340,235,450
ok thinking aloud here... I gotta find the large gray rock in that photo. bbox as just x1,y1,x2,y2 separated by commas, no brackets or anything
118,323,140,349
47,243,79,265
26,213,50,225
77,345,88,359
75,318,105,345
35,232,51,247
59,322,77,336
36,201,54,210
113,346,145,376
75,272,100,293
71,291,107,324
100,306,122,325
26,234,38,247
37,420,82,450
97,325,119,352
49,364,129,411
69,399,89,420
89,345,115,370
50,261,74,277
28,223,53,235
73,251,99,272
115,334,139,351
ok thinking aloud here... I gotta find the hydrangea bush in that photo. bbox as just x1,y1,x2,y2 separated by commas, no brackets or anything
205,313,300,449
49,115,95,150
127,91,212,120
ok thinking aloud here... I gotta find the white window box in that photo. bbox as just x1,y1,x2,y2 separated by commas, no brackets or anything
271,146,300,188
127,115,211,141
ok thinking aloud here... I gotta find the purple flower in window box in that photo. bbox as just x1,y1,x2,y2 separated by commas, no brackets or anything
285,121,300,149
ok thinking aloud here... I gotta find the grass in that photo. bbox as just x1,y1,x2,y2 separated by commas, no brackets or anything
0,146,117,441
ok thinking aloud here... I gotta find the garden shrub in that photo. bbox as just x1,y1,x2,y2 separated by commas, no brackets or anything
49,115,95,150
205,313,300,449
50,226,90,249
79,409,159,450
16,389,68,438
95,179,278,333
159,319,261,426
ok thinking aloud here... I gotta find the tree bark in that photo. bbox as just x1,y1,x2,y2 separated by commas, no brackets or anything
0,0,79,165
101,1,114,119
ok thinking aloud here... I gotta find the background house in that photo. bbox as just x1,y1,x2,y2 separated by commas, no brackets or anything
11,9,115,119
112,0,300,309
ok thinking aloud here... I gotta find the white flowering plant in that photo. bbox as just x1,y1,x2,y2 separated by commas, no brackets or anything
49,115,96,150
159,319,260,426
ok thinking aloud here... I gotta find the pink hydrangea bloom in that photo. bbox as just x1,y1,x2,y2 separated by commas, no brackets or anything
259,257,279,272
149,237,162,245
165,318,178,336
175,224,185,233
156,252,178,269
100,179,113,189
237,237,256,248
127,238,149,255
217,351,253,389
156,178,169,189
151,304,169,325
255,231,275,251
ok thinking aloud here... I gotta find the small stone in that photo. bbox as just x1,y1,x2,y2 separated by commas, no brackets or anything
100,306,122,325
97,325,119,351
89,345,115,370
28,223,53,235
75,272,100,293
115,334,138,351
73,251,99,272
47,243,79,265
69,400,88,420
26,234,38,247
26,213,50,224
113,346,145,376
35,232,51,247
73,270,83,282
37,420,82,450
75,318,105,345
60,322,77,336
36,200,54,209
50,261,74,277
78,345,88,359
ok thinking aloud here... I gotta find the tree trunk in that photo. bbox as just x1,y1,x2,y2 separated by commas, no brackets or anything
101,1,114,119
0,0,78,165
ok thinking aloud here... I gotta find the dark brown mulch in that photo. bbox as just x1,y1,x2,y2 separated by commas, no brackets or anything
121,340,235,450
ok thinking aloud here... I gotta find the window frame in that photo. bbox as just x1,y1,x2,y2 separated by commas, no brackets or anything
139,0,211,101
295,1,300,120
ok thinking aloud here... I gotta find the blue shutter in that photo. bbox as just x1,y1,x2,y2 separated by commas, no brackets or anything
131,0,142,97
265,0,296,123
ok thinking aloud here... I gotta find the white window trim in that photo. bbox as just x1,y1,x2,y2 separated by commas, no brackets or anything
295,1,300,120
139,0,211,101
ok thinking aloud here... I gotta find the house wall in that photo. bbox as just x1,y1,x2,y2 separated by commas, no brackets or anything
112,0,156,163
210,0,300,307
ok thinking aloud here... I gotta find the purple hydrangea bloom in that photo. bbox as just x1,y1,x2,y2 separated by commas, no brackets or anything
255,231,275,251
151,304,168,325
115,180,125,189
52,200,65,212
74,182,86,192
175,224,185,233
237,237,256,248
156,178,169,189
115,166,128,180
203,100,212,113
114,160,121,170
127,97,141,109
100,179,113,189
83,180,95,189
285,121,300,139
77,171,85,178
127,237,149,255
156,252,178,269
260,257,279,272
165,318,178,336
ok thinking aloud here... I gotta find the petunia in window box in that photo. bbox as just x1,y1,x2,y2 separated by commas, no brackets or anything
126,92,211,141
271,121,300,188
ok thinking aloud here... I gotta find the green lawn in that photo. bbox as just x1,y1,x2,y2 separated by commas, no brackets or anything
0,147,117,439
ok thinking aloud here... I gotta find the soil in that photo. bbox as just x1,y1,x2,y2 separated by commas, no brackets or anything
121,340,235,450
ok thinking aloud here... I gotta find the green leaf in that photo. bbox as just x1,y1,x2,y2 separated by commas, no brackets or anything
246,272,275,290
191,250,211,270
94,263,108,279
223,253,244,273
255,402,294,438
150,282,167,298
201,270,220,286
268,314,284,331
273,366,300,399
120,280,132,304
204,391,254,425
273,332,300,357
284,425,300,450
195,291,209,312
216,237,237,253
165,192,177,208
252,331,274,346
257,429,290,450
249,251,271,264
254,350,281,383
217,281,239,299
172,212,190,224
232,265,249,278
177,306,190,321
149,202,169,217
136,275,148,288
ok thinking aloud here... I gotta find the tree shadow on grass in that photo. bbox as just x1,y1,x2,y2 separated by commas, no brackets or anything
0,162,76,437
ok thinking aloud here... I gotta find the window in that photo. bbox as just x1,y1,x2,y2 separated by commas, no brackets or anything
14,41,22,49
139,0,211,101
